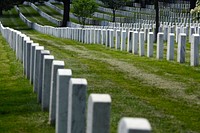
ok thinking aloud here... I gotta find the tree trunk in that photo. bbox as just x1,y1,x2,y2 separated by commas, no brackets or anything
0,8,3,16
155,0,159,42
61,0,70,27
190,0,197,10
112,9,116,22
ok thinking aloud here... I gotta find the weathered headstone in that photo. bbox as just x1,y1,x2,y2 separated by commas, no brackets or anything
42,55,54,111
106,29,110,47
191,34,199,66
49,60,65,125
147,32,154,57
37,50,50,103
118,117,151,133
33,46,44,93
133,31,139,54
127,31,133,52
67,78,87,133
22,37,31,75
109,29,114,48
156,33,164,59
176,27,180,43
30,43,39,84
177,33,186,63
167,33,175,61
139,31,145,56
25,41,33,79
56,69,72,133
121,31,126,51
115,30,121,49
86,94,111,133
189,26,195,43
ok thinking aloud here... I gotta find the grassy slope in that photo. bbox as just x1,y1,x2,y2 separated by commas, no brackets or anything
18,5,57,27
0,8,200,133
0,29,54,133
36,4,63,20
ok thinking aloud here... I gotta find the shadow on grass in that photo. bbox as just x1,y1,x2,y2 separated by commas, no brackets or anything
0,77,40,116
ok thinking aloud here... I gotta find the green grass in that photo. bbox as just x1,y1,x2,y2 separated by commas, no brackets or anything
36,4,63,20
0,31,54,133
51,2,64,10
19,5,57,27
0,9,200,133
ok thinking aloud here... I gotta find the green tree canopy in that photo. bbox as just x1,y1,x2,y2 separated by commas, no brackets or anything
72,0,97,26
99,0,130,22
191,0,200,20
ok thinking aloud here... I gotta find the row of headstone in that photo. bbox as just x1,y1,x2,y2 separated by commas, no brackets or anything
46,0,192,25
0,23,152,133
29,0,196,27
44,1,63,15
96,0,192,24
43,2,100,26
16,7,200,67
24,2,62,26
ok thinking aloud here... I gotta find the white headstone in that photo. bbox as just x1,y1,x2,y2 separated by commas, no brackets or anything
133,31,139,54
67,78,87,133
177,33,186,63
118,117,151,133
49,60,65,125
139,31,145,56
167,33,175,60
42,55,54,111
156,33,164,59
86,94,111,133
191,34,199,66
56,69,72,133
147,32,154,57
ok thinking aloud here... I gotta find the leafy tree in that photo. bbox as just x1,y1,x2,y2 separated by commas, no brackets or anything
55,0,71,27
72,0,97,27
99,0,130,22
190,0,200,20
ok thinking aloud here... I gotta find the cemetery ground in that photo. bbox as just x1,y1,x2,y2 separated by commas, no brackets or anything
0,32,54,132
0,9,200,133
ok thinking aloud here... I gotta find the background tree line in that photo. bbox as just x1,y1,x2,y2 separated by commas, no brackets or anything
0,0,198,28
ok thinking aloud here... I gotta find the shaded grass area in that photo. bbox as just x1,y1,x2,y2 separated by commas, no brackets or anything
36,4,63,20
18,5,57,27
0,9,200,133
0,33,54,133
1,8,31,31
51,2,64,10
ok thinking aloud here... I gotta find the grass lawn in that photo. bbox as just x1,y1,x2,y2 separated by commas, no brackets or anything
0,7,200,133
36,4,63,20
0,31,54,133
19,5,57,27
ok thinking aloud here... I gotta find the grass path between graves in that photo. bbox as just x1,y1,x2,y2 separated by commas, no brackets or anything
1,9,200,133
36,4,63,20
19,5,57,27
0,32,54,133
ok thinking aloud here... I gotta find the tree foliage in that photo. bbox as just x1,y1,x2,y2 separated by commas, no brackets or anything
190,0,200,20
72,0,97,26
99,0,130,22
